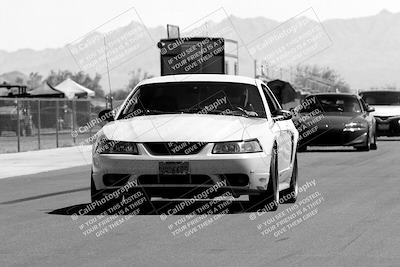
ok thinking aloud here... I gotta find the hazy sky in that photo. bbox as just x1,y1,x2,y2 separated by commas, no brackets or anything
1,0,399,51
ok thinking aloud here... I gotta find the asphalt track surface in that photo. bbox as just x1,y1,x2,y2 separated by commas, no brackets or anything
1,137,400,267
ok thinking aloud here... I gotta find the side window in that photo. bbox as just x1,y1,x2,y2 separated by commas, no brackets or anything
261,84,281,115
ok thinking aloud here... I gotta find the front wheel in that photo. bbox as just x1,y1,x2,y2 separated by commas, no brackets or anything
249,146,279,211
91,175,102,203
280,154,298,204
370,130,377,150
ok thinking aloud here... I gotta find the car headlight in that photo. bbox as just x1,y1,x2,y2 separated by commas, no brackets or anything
343,122,368,132
96,138,138,154
212,139,263,154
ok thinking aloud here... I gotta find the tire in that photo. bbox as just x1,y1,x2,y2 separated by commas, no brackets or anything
91,174,124,214
90,178,100,203
370,130,377,150
91,171,103,203
249,146,279,211
280,154,298,204
91,172,150,214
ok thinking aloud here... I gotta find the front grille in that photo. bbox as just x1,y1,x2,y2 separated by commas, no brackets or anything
144,142,207,155
376,116,391,121
377,119,400,135
137,175,214,185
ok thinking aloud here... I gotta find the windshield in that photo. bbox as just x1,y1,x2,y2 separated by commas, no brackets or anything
301,95,362,113
117,82,266,119
360,91,400,105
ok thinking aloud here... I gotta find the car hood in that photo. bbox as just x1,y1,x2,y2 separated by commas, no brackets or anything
295,112,365,128
370,105,400,117
102,114,267,142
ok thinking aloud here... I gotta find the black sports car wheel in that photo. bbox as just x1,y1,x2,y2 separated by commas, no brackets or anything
370,130,377,150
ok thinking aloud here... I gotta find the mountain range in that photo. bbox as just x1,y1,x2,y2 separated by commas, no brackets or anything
0,9,399,91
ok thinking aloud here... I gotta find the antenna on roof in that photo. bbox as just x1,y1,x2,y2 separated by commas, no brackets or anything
103,36,113,110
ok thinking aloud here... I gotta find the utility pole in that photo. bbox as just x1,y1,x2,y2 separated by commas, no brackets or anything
104,36,113,110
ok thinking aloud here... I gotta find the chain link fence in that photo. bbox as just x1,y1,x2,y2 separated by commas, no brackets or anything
0,98,103,153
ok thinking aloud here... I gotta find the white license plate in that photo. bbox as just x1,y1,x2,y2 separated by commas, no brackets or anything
378,124,390,130
159,162,190,175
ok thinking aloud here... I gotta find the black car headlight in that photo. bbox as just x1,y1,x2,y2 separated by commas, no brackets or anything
96,138,138,154
212,139,263,154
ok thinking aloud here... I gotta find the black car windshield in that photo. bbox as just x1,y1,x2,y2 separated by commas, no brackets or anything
301,95,362,113
360,91,400,105
117,82,267,119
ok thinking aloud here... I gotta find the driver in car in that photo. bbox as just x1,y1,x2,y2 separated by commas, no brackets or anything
227,88,258,116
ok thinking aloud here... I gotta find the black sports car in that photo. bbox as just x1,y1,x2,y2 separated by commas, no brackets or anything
294,93,377,151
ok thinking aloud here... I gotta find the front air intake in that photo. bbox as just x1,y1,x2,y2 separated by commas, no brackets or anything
144,142,207,155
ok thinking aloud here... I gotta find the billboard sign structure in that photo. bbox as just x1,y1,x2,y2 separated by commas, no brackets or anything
158,36,238,76
167,24,180,39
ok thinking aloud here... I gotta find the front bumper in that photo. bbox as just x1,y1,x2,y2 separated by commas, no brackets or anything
375,116,400,136
92,143,272,198
299,127,368,147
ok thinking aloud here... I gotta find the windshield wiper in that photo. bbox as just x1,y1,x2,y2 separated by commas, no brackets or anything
143,109,173,115
119,109,178,119
232,106,250,117
163,106,260,117
206,107,259,118
231,106,259,117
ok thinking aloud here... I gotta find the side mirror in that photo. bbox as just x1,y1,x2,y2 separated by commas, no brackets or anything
98,109,114,122
367,106,375,113
272,109,292,122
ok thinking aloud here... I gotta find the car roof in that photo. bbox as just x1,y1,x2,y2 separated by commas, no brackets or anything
138,74,258,87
